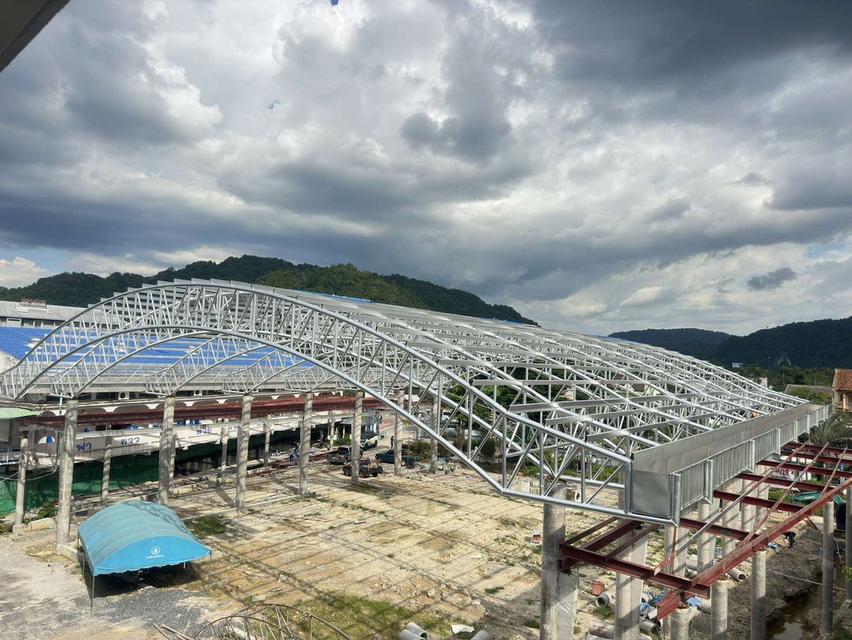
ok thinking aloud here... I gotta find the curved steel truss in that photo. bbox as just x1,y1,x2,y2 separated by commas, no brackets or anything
0,280,804,523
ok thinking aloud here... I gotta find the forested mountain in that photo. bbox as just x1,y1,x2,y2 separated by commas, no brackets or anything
610,328,732,361
0,255,535,324
612,318,852,368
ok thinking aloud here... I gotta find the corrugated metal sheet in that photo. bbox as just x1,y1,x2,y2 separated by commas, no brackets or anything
0,407,37,419
78,501,210,575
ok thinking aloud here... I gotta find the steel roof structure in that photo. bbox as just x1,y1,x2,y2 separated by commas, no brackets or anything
0,279,819,523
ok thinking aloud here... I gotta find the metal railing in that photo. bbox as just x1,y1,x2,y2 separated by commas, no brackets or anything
674,405,829,511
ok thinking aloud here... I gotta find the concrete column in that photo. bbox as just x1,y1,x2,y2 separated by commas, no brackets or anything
393,393,403,476
711,577,729,640
723,479,742,557
14,433,28,526
351,392,363,484
235,395,252,513
158,396,176,505
429,396,439,474
540,486,578,640
751,548,767,640
846,486,852,602
299,394,313,496
55,400,78,548
328,412,336,446
823,500,835,634
670,604,690,640
263,416,271,466
698,501,715,571
741,480,756,532
219,423,228,483
615,536,647,640
100,435,112,505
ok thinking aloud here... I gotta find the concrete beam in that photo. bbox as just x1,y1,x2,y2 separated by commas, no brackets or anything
299,393,313,496
430,396,439,474
100,435,112,506
55,400,78,549
351,392,363,484
263,416,271,467
540,485,577,640
235,394,252,512
14,433,28,526
393,392,403,476
158,396,176,505
711,577,728,640
823,500,835,633
846,486,852,602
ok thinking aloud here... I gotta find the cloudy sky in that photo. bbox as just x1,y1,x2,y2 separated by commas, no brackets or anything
1,0,851,335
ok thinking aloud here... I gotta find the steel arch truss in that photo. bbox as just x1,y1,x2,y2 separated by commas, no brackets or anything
0,280,804,523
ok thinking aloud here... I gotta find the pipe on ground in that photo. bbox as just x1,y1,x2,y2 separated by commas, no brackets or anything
595,592,612,608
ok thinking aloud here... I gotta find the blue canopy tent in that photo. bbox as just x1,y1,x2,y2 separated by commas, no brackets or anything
78,501,211,609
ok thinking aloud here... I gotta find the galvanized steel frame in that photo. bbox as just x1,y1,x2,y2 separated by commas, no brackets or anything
0,280,803,522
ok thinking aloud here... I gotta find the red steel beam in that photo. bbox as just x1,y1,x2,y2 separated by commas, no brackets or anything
560,520,642,570
779,450,852,467
678,517,750,541
783,444,852,460
23,395,385,427
657,466,852,618
561,546,709,596
736,471,825,493
760,460,852,479
712,490,801,514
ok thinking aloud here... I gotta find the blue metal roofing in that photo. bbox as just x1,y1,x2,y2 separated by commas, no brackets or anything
78,501,210,576
0,326,310,369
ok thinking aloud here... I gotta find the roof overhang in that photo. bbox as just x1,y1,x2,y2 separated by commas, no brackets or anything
0,0,70,73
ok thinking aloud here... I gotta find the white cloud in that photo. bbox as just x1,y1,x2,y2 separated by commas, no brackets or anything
0,258,49,287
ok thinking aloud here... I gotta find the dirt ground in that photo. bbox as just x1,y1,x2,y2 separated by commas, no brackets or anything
0,422,836,639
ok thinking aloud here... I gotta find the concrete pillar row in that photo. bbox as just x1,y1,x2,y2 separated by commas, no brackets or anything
235,394,252,513
158,396,176,505
219,423,228,483
823,500,835,634
298,394,313,496
670,604,690,640
100,435,112,505
846,485,852,603
751,550,767,640
263,416,272,467
14,433,29,527
711,577,729,640
540,485,578,640
615,535,648,640
351,392,363,484
429,396,439,474
393,392,403,476
55,400,78,550
697,501,715,572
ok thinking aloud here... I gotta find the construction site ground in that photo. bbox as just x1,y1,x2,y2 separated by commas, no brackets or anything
0,440,836,640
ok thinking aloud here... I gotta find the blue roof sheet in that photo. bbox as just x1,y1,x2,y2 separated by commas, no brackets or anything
78,501,211,575
0,327,311,369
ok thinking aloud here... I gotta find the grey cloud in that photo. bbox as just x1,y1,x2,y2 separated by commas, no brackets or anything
747,267,797,291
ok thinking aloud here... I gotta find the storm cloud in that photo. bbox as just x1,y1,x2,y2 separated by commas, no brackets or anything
1,0,851,334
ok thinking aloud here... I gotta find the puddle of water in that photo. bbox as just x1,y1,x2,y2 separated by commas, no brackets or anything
767,589,814,640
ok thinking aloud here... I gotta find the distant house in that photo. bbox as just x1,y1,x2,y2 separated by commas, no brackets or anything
832,369,852,412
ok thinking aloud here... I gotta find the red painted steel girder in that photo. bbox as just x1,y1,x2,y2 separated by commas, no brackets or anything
678,517,750,541
779,449,852,467
561,545,708,596
760,459,852,479
22,394,384,427
560,520,642,570
736,471,825,493
656,463,852,618
712,490,801,514
783,444,852,460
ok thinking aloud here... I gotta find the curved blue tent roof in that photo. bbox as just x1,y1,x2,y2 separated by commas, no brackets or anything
79,501,211,576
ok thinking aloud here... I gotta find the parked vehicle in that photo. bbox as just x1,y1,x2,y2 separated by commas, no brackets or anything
328,446,352,465
362,431,380,449
376,446,416,467
342,456,384,478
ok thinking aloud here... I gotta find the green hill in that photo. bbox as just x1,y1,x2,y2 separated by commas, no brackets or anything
610,328,732,361
612,318,852,369
0,255,536,325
